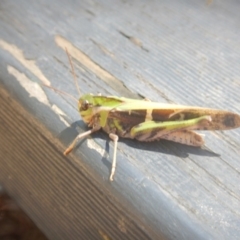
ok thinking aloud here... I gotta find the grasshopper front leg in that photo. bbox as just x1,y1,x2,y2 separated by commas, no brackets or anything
65,129,119,181
64,127,99,155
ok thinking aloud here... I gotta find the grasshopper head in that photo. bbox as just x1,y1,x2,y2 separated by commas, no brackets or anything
78,94,96,124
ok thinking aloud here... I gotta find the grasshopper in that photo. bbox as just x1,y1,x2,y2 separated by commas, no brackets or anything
51,50,240,181
64,94,240,181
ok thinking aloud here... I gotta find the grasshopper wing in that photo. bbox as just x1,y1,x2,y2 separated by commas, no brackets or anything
111,99,240,130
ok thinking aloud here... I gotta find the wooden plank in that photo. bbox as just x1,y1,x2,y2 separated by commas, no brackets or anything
0,0,240,239
0,190,48,239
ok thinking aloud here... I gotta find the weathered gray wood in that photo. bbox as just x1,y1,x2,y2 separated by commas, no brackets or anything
0,0,240,239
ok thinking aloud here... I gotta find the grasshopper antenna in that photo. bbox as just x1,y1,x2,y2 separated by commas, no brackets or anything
65,47,81,96
42,84,78,103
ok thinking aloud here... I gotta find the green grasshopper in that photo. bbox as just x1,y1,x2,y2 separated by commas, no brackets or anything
64,94,240,181
52,51,240,181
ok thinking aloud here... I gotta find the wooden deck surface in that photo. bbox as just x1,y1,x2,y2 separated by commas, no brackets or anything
0,0,240,239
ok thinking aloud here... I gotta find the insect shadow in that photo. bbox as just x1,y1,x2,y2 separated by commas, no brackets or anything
59,120,220,173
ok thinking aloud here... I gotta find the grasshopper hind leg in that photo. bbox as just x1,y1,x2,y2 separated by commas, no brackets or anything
161,130,205,147
109,133,119,181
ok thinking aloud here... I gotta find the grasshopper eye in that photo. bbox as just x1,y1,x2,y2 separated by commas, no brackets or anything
81,100,90,111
